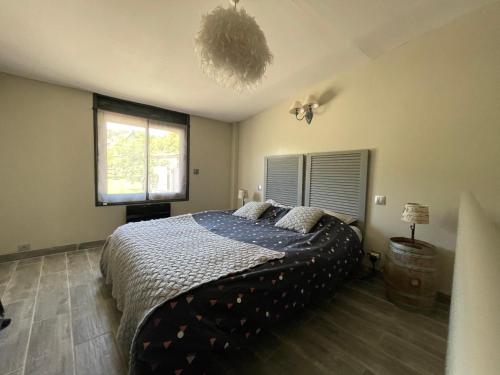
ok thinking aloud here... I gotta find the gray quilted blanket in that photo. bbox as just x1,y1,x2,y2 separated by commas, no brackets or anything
100,214,284,361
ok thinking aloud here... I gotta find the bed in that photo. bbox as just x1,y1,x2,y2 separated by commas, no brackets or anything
100,149,369,375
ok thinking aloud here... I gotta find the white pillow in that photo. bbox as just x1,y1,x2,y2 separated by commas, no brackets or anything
275,206,324,234
322,209,357,225
233,201,272,220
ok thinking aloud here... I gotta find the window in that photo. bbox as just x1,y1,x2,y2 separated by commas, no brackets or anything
93,94,189,206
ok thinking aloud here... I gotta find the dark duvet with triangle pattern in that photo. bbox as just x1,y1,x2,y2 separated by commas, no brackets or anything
134,206,363,374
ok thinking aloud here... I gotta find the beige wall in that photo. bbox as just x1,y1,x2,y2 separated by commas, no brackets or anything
446,193,500,375
237,2,500,294
0,73,234,255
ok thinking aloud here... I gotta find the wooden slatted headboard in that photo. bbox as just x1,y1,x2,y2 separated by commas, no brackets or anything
263,154,304,206
304,150,369,229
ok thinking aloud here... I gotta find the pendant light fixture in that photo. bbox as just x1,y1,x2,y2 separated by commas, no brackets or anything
195,0,273,91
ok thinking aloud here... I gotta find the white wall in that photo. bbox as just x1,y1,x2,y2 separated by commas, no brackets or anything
446,192,500,375
0,73,234,255
236,2,500,294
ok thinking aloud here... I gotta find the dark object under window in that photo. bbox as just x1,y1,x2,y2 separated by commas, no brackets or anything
93,94,190,206
126,203,171,223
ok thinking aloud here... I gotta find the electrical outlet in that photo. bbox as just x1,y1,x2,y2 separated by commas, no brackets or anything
17,244,31,252
374,195,386,205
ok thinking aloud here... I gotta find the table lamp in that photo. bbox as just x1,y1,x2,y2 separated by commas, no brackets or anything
237,189,248,207
401,203,429,242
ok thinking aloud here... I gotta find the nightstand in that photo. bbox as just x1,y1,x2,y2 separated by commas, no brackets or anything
384,237,437,309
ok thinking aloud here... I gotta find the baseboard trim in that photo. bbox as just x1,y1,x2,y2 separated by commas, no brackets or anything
78,240,106,250
0,240,105,263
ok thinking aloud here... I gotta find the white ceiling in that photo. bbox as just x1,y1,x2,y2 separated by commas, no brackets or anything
0,0,494,122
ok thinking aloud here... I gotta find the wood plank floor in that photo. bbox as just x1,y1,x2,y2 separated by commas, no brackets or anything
0,249,449,375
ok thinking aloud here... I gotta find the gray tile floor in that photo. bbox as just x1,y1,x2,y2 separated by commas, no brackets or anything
0,249,125,375
0,249,449,375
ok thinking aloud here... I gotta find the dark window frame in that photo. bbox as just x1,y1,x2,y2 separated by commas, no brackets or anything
93,94,190,207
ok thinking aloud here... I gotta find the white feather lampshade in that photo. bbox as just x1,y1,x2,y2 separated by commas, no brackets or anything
195,3,273,91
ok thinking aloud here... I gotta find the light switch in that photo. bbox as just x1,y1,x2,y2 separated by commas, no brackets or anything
258,185,262,191
375,195,386,205
193,169,200,175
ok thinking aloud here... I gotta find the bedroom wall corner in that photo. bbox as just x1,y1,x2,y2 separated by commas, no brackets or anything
170,115,233,216
229,122,240,210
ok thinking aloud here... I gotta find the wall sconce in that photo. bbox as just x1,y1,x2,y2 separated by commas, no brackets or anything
288,95,319,125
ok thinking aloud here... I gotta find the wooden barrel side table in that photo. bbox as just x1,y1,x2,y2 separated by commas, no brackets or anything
384,237,437,309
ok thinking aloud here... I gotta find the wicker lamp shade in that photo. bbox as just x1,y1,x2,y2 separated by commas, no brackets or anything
402,203,429,224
